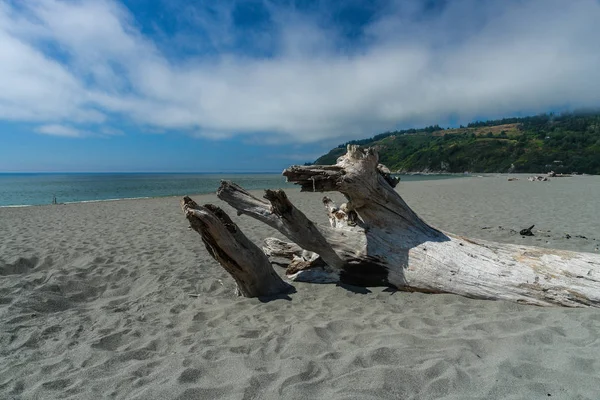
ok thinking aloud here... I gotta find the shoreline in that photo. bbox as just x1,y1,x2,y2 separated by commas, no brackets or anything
0,173,293,208
0,190,277,209
0,174,466,208
0,171,589,209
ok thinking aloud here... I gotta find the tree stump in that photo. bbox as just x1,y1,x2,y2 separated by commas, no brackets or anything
182,146,600,307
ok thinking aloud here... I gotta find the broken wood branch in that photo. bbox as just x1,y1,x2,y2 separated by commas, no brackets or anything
181,196,293,297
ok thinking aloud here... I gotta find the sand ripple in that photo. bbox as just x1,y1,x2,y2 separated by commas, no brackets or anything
1,178,600,399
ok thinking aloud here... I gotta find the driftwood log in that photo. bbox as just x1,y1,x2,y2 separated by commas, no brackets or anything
182,145,600,307
181,197,293,297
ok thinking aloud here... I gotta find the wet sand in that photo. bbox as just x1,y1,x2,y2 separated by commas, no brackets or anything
1,175,599,399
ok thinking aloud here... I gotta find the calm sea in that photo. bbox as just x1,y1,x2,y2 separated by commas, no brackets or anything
0,173,459,207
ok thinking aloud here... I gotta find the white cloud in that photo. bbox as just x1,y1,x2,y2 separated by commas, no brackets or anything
1,0,600,143
36,123,121,138
36,124,87,137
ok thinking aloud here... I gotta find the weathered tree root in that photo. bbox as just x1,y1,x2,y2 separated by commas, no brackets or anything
182,146,600,307
181,196,293,297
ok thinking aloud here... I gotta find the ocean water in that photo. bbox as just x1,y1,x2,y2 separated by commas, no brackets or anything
0,173,460,207
0,173,296,207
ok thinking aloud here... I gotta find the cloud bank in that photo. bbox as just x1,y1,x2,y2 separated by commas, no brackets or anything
1,0,600,143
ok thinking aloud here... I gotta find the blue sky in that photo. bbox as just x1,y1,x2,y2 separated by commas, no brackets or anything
1,0,600,172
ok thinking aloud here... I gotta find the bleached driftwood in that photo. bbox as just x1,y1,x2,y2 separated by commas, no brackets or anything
181,196,292,297
182,146,600,307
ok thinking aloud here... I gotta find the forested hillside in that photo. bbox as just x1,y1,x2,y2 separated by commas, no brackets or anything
313,112,600,174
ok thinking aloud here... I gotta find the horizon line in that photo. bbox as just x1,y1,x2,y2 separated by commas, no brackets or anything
0,171,286,174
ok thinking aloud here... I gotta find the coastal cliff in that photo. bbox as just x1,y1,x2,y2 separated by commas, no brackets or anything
313,112,600,174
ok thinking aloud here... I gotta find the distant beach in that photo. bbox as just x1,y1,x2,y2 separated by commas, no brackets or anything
0,173,460,208
1,175,599,399
0,173,292,208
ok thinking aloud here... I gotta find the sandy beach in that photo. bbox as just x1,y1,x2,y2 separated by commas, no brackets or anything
1,175,600,399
